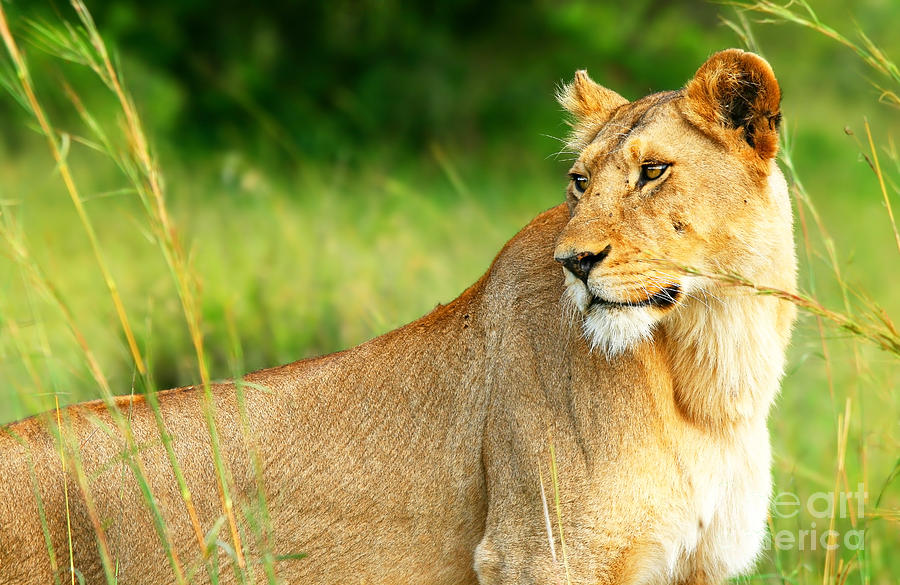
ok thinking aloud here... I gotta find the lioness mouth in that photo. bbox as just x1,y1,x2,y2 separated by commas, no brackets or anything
589,284,681,310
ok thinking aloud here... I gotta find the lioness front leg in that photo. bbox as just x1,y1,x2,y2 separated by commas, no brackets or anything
473,501,640,585
473,530,561,585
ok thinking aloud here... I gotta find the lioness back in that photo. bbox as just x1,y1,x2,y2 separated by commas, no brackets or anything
0,207,570,584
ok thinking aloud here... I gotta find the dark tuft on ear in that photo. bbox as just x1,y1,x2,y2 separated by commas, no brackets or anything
685,49,782,161
557,70,628,151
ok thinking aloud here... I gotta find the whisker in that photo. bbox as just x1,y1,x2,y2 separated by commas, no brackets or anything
644,273,714,310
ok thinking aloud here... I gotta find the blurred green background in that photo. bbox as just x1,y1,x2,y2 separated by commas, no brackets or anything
0,0,898,583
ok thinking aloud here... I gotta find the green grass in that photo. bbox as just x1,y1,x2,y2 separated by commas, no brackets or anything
1,1,899,584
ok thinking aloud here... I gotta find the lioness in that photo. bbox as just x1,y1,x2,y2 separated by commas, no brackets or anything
0,49,796,585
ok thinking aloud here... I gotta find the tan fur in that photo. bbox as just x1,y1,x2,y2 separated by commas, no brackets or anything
0,50,796,585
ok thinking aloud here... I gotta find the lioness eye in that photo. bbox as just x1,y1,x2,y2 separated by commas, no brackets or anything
640,163,669,182
570,174,589,195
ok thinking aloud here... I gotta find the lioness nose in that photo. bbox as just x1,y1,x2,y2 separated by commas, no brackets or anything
556,245,612,284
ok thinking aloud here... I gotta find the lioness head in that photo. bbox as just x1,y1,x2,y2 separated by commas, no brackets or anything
554,49,792,356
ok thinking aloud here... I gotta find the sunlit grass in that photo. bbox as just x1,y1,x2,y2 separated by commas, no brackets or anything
727,3,900,584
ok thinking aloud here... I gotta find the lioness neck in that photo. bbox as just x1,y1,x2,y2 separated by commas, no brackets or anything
661,289,796,428
659,165,797,430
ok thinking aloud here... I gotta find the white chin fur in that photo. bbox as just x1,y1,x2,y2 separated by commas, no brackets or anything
562,268,658,357
582,304,656,357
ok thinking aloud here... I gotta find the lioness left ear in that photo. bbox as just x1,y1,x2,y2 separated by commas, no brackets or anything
685,49,781,160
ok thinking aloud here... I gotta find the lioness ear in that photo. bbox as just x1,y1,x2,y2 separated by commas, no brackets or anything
685,49,781,160
558,70,628,150
558,70,627,120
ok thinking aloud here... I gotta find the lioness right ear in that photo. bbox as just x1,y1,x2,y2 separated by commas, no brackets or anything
558,70,628,150
685,49,782,162
558,70,628,120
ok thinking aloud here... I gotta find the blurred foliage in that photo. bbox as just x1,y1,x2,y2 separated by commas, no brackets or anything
5,0,727,164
